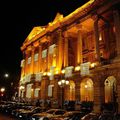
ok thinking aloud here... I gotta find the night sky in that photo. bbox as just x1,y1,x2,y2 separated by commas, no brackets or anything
0,0,89,97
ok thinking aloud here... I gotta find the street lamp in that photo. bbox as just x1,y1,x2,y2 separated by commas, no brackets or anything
58,79,69,109
0,87,5,92
19,86,25,101
4,73,9,78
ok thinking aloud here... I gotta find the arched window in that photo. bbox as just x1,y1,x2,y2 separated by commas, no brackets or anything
80,78,94,101
104,76,116,103
64,80,75,101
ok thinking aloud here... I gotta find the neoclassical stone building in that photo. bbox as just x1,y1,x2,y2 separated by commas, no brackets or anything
19,0,120,112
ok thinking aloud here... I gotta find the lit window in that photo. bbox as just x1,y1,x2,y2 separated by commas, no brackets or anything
42,49,47,58
27,57,31,64
34,53,38,62
20,59,25,67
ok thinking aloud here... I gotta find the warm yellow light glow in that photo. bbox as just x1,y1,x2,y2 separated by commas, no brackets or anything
43,72,47,76
61,79,65,84
1,88,5,92
55,70,59,74
19,86,25,90
49,13,63,26
4,73,9,78
99,33,102,41
47,72,51,76
66,81,69,85
58,81,61,85
61,69,65,74
27,27,45,40
75,66,80,71
90,63,96,68
85,85,88,88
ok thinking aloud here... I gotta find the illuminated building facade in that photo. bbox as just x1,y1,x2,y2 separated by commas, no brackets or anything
19,0,120,112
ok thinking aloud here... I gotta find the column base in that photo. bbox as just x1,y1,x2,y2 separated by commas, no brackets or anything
113,56,120,63
93,103,101,113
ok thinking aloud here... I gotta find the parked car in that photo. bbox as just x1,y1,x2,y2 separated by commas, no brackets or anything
12,105,34,117
98,111,114,120
81,112,100,120
31,109,67,120
18,107,46,120
113,113,120,120
52,111,87,120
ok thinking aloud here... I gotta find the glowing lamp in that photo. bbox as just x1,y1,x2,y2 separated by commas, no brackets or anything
65,81,69,85
43,72,47,76
4,73,9,78
61,69,65,74
19,86,25,90
1,88,5,92
61,79,65,84
47,72,51,76
55,70,59,74
90,63,97,68
58,81,61,85
85,85,88,88
75,66,80,71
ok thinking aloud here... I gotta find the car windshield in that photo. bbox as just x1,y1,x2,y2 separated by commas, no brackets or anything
32,108,41,112
46,110,56,114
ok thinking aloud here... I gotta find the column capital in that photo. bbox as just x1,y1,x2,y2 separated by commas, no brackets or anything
76,24,83,30
38,44,42,48
33,41,39,48
25,50,29,55
46,32,51,37
91,14,99,22
46,33,51,42
57,28,62,33
31,45,35,52
63,31,69,38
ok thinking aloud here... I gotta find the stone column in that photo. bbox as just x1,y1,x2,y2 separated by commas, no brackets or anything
113,10,120,61
117,84,120,113
75,79,80,101
57,29,63,70
22,51,25,76
41,76,49,100
47,35,51,70
93,17,101,62
38,44,42,72
63,32,68,67
31,47,35,74
104,24,110,59
93,77,104,112
25,50,29,75
76,26,83,64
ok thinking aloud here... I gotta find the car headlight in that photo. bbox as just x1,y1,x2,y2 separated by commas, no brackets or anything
39,117,44,120
19,115,22,118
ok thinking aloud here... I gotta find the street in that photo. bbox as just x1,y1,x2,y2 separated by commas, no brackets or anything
0,113,17,120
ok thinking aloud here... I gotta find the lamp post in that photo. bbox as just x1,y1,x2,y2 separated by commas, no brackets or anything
58,79,69,109
4,73,9,78
85,84,88,101
19,86,25,101
0,87,5,100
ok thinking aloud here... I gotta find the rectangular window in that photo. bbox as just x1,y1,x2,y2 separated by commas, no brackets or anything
42,49,47,58
27,57,31,64
20,59,25,67
48,85,54,97
34,53,38,62
49,44,56,54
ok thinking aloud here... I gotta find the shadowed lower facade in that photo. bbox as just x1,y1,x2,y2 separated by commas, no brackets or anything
19,0,120,112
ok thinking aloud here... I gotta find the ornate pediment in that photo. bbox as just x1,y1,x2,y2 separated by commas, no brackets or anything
25,26,46,42
49,13,63,26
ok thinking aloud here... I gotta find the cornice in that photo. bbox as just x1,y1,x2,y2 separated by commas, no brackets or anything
21,0,119,51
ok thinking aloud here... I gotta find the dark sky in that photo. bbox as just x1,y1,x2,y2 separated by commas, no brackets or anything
0,0,89,85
